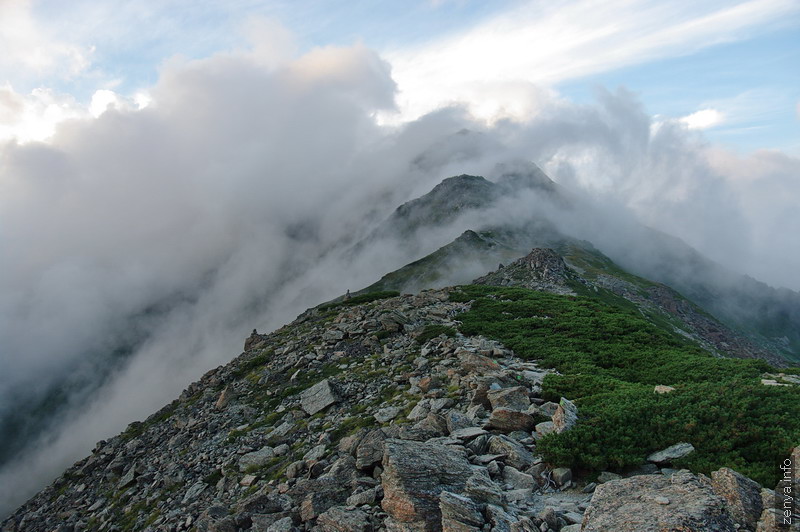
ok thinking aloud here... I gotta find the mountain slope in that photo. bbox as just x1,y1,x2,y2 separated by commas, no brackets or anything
4,248,798,531
357,167,800,364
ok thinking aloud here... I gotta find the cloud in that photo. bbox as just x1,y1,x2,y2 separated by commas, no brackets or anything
383,0,800,122
1,32,799,519
680,108,725,129
0,0,94,81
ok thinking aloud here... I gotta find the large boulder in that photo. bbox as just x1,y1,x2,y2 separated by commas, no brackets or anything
300,379,339,415
486,408,536,432
487,435,536,470
486,387,530,411
381,439,473,531
582,471,737,531
711,467,763,530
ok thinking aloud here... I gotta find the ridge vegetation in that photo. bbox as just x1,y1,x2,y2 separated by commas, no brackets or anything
451,284,800,485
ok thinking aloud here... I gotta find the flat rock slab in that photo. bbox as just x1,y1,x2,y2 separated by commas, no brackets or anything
582,472,737,531
647,442,695,465
381,439,473,531
300,379,339,415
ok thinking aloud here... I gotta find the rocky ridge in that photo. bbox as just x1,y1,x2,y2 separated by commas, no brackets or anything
3,252,798,531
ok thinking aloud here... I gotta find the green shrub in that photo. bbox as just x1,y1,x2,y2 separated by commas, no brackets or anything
451,285,798,486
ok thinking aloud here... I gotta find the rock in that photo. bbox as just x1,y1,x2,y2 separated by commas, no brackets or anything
597,471,621,483
300,379,339,415
486,387,531,411
303,443,327,461
582,471,737,531
646,442,695,465
552,397,578,433
239,446,276,472
439,491,484,531
464,468,503,506
381,439,473,531
502,466,534,490
561,525,581,532
181,481,207,504
215,386,235,410
539,401,559,416
487,435,536,470
551,467,572,487
711,467,763,530
486,408,537,432
316,506,373,532
356,429,387,472
240,474,258,487
263,517,294,532
347,488,378,506
653,385,675,394
486,505,515,532
298,478,347,521
534,421,555,437
118,463,137,489
444,411,473,433
375,406,402,423
449,427,487,441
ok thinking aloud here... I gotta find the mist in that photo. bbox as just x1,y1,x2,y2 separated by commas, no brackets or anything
1,39,798,516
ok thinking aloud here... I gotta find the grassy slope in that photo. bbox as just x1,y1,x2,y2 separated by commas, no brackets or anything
451,285,800,486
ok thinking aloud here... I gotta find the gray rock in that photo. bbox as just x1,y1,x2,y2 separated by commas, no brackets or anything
464,468,503,506
381,439,473,531
551,467,572,487
582,471,737,531
597,471,621,483
552,397,578,433
534,421,555,437
239,446,276,472
502,466,534,490
356,430,387,471
711,467,763,530
449,427,488,441
487,435,536,470
487,408,536,432
316,506,372,532
439,491,484,531
264,517,294,532
486,504,515,532
181,481,207,504
646,442,695,465
300,379,339,415
486,386,531,411
375,406,402,423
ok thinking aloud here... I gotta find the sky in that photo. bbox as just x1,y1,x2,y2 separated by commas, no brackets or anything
1,0,799,519
1,0,798,152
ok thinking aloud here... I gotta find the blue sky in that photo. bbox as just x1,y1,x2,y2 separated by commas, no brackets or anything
0,0,798,152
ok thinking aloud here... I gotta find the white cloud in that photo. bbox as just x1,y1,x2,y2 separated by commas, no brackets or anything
680,108,725,129
0,85,86,143
383,0,800,122
0,0,94,81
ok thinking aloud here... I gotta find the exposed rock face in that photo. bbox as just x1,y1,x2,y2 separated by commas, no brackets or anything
582,472,738,531
473,248,576,295
711,467,764,530
381,439,473,531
